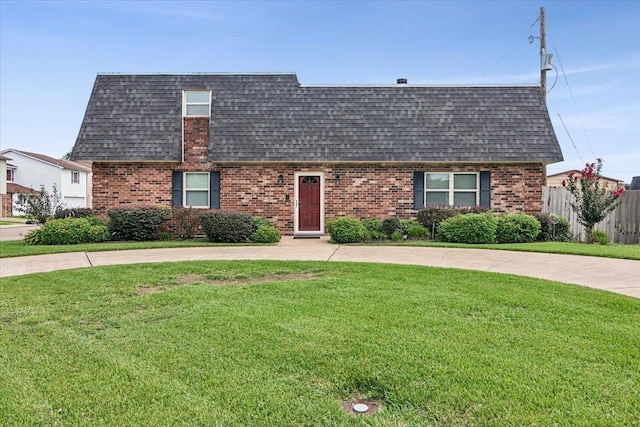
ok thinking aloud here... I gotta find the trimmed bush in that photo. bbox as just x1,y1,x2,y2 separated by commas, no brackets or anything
108,206,170,241
251,224,281,243
54,208,94,219
380,217,403,238
25,218,109,245
391,231,403,242
496,213,541,244
438,213,498,244
249,216,280,243
417,205,490,238
407,224,430,240
361,218,382,233
327,217,365,243
172,207,203,239
252,216,273,231
534,213,571,242
201,211,253,243
361,218,385,241
400,219,419,234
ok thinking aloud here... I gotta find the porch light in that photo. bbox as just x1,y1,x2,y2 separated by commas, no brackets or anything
277,174,284,185
334,174,341,184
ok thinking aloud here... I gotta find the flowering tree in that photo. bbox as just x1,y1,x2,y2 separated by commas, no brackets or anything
562,159,624,243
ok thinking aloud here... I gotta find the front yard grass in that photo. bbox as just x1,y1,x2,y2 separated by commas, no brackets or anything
1,261,638,426
1,238,638,260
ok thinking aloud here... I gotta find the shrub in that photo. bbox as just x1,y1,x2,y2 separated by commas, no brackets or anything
380,217,403,238
201,211,253,243
327,217,365,243
26,218,110,245
437,213,498,244
417,205,489,238
391,231,403,242
400,219,419,234
252,216,273,231
361,218,385,241
23,229,44,246
15,184,66,224
108,206,170,241
407,224,430,240
172,207,203,239
54,208,94,219
361,218,382,233
592,229,609,245
496,213,541,244
533,213,571,242
251,224,281,243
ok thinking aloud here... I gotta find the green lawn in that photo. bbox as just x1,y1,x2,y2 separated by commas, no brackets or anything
379,240,640,260
1,238,639,260
1,261,638,426
0,239,251,258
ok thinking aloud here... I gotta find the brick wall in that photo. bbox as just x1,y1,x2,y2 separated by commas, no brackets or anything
90,117,545,234
92,161,545,234
1,193,11,217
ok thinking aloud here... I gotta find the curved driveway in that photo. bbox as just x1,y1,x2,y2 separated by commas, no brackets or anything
1,237,638,299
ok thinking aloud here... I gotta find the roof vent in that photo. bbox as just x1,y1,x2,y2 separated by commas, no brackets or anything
397,78,408,85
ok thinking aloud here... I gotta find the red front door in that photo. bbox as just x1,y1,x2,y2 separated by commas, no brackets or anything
298,175,321,231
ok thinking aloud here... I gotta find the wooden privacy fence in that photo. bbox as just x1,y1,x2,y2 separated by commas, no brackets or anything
542,187,640,244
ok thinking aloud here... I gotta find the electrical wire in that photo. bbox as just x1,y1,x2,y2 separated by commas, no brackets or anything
554,46,596,159
555,109,584,163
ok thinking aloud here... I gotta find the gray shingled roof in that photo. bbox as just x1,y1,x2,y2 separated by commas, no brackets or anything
71,73,563,163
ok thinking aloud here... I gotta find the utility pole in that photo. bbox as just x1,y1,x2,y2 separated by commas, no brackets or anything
540,6,547,103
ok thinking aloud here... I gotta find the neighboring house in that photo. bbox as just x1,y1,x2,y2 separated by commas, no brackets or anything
0,149,92,214
71,73,563,236
0,155,9,217
547,170,625,189
628,176,640,191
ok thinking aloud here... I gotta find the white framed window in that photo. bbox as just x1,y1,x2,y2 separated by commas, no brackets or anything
184,172,210,208
425,172,479,207
183,90,211,117
6,168,15,182
71,170,80,184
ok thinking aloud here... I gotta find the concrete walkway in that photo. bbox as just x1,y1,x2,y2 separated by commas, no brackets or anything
1,236,639,299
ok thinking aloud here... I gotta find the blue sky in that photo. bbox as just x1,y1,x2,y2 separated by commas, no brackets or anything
1,0,638,183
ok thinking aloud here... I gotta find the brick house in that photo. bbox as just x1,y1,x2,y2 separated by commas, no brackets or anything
71,73,563,236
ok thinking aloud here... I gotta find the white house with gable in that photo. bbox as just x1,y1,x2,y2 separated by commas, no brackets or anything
0,149,92,214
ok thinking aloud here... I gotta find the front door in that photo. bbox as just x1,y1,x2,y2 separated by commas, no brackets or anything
297,174,321,233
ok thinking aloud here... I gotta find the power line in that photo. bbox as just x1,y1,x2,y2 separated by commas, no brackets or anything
556,110,584,163
554,46,596,159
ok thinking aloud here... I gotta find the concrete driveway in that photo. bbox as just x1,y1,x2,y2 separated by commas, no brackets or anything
0,223,39,241
1,236,638,299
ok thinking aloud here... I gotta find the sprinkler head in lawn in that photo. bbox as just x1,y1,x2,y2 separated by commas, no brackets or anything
343,399,380,415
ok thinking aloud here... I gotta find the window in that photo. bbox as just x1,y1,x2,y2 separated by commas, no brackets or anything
183,90,211,117
184,172,210,208
6,168,14,182
425,172,478,207
71,171,80,184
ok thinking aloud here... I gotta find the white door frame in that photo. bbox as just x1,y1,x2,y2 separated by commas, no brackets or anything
293,171,325,235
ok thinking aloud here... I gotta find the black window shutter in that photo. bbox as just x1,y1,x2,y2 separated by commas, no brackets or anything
480,171,491,209
171,171,183,207
210,171,220,209
413,171,425,209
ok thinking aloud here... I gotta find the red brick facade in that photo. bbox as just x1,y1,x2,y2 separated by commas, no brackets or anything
91,117,546,235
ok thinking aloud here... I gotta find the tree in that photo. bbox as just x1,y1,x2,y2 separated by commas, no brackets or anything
562,159,624,243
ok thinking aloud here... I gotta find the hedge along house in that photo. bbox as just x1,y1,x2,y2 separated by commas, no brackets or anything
71,73,563,236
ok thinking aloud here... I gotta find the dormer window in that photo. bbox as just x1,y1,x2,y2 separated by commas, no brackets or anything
183,90,211,117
